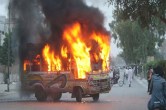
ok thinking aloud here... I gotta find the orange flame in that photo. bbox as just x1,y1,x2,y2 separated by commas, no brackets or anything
24,22,110,79
33,54,41,65
63,22,110,79
61,45,68,58
63,22,91,79
23,60,30,71
42,44,62,71
90,32,110,70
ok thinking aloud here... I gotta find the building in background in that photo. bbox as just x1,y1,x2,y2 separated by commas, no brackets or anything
0,16,16,46
0,16,7,46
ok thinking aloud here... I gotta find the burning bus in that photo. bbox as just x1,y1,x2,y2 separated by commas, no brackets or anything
21,22,111,102
11,0,112,102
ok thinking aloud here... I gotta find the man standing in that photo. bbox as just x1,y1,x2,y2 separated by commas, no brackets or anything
148,65,166,110
147,66,153,92
124,67,128,80
128,67,133,87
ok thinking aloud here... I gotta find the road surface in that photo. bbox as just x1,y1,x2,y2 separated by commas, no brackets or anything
0,78,150,110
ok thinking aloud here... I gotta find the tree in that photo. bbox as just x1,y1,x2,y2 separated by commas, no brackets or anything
108,0,166,42
0,33,14,83
107,0,166,64
107,0,166,28
110,20,159,64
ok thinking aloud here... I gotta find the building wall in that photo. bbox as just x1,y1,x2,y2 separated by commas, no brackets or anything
0,16,15,46
0,16,7,46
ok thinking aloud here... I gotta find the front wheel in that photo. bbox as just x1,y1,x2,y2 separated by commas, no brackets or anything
35,86,47,102
92,93,99,102
75,88,82,102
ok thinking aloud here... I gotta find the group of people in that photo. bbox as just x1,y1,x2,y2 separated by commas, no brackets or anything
112,66,134,87
147,65,166,110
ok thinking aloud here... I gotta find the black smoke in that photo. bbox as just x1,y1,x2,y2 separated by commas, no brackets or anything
39,0,107,53
10,0,48,73
11,0,109,71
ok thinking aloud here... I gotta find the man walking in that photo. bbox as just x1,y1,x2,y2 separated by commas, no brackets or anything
128,67,133,87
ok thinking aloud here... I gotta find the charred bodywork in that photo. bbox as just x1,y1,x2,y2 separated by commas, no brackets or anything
22,70,111,102
21,44,111,102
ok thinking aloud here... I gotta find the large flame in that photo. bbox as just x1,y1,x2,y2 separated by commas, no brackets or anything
90,32,110,71
63,22,110,79
24,22,110,79
63,22,91,79
42,44,62,71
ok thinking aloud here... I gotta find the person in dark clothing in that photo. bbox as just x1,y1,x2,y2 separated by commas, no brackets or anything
148,65,166,110
112,68,120,84
147,66,153,92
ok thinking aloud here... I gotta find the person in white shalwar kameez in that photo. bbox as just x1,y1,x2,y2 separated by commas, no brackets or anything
128,67,133,87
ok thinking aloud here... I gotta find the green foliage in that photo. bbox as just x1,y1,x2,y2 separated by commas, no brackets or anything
144,61,158,70
145,60,166,79
0,33,14,84
157,60,166,79
0,32,14,66
110,20,158,64
107,0,166,28
108,0,166,50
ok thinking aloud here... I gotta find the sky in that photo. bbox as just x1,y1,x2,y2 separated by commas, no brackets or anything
0,0,122,57
0,0,9,17
85,0,122,57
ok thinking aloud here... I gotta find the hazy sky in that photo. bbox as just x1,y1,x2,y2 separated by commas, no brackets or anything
0,0,122,56
0,0,9,17
85,0,113,30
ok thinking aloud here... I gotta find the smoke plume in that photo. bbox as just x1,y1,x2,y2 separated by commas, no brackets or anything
11,0,109,69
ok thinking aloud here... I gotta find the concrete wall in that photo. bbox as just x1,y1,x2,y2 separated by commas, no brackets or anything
0,73,4,83
0,73,19,83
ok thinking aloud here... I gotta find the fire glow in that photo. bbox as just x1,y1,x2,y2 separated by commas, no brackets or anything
42,44,62,71
24,22,110,79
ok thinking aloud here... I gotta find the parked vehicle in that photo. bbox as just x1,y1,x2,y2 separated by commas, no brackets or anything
109,68,123,87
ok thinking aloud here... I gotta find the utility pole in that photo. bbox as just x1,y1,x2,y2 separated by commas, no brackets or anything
6,0,11,92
